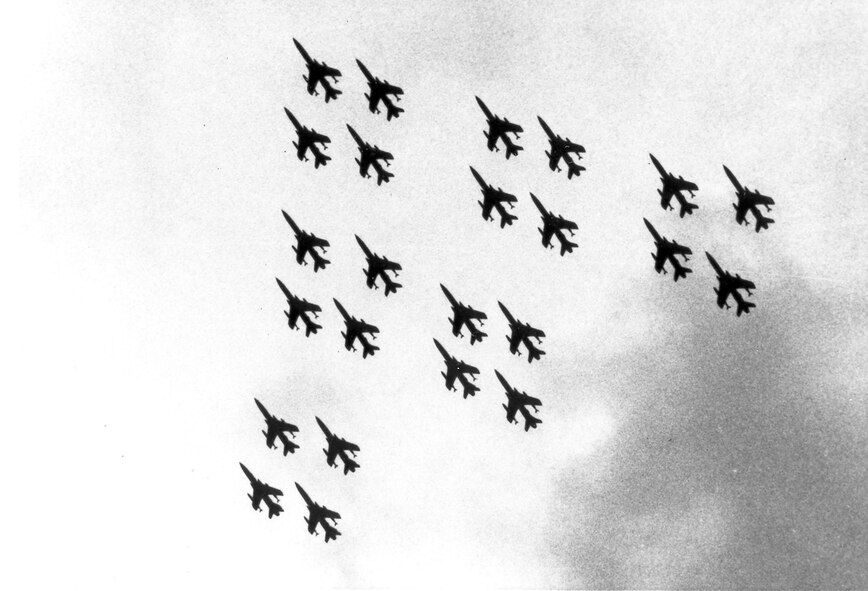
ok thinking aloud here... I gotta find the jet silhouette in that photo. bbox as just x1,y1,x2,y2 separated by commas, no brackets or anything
254,398,300,456
240,463,284,518
530,193,578,256
643,219,692,281
538,116,585,179
499,301,546,363
316,417,360,475
356,59,404,120
706,252,757,316
724,165,775,233
293,38,341,102
283,107,330,168
476,96,522,159
440,284,487,344
495,370,542,431
275,277,322,336
333,299,380,358
296,483,341,543
347,124,394,185
649,153,698,217
433,338,480,398
282,210,330,272
356,235,402,296
469,166,518,227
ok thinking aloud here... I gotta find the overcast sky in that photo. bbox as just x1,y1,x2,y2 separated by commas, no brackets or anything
10,1,868,588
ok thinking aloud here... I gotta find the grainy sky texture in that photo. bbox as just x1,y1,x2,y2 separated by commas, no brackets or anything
9,1,868,588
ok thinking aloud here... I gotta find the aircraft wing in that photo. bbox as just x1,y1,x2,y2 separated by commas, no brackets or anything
748,190,774,207
379,257,401,272
643,218,662,243
301,299,321,315
672,177,698,193
502,119,523,134
283,107,301,130
464,305,486,320
295,482,313,507
373,147,393,161
382,81,403,96
359,320,379,334
458,360,479,376
254,398,272,421
524,324,545,339
339,440,360,455
293,38,313,64
355,59,375,83
537,116,555,140
546,148,561,171
281,210,301,235
519,392,542,408
556,217,578,232
315,416,333,440
263,483,283,498
321,507,341,522
320,63,341,78
310,130,330,144
705,252,725,278
734,276,756,291
492,188,517,204
310,234,330,249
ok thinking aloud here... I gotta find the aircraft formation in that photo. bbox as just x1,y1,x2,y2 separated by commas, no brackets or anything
243,37,780,545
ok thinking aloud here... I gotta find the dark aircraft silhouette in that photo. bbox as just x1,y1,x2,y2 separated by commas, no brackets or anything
254,398,299,455
347,124,394,185
283,107,330,168
495,370,542,431
282,210,330,272
433,338,480,399
530,193,578,256
295,483,341,543
469,166,518,227
356,59,404,121
316,417,360,475
293,38,341,103
240,463,284,518
333,299,379,358
440,284,487,344
706,252,756,316
724,165,775,233
538,116,585,179
649,154,698,217
356,235,402,296
475,96,522,159
275,277,322,336
643,219,692,281
499,301,546,363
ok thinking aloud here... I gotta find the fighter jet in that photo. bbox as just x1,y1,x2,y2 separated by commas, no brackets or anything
538,116,585,179
706,252,756,316
316,417,360,475
440,284,487,345
356,235,402,296
333,299,380,358
643,219,692,281
494,370,542,431
469,166,518,227
530,193,578,256
724,165,775,233
649,154,698,217
347,124,394,185
433,338,480,398
240,463,284,518
293,38,341,103
254,398,299,456
356,59,404,121
475,96,523,159
282,210,330,272
275,277,322,336
283,107,330,168
295,483,341,543
499,301,546,363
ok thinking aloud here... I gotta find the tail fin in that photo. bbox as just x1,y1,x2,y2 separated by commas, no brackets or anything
567,162,585,179
343,458,360,475
283,439,299,456
376,169,394,185
736,300,756,317
312,255,331,273
754,214,775,233
673,265,692,282
386,103,404,121
469,328,487,345
324,86,341,103
302,316,321,337
523,414,542,432
559,238,578,256
499,211,518,228
505,144,522,159
361,341,379,358
679,201,699,218
526,345,545,364
384,280,402,297
313,151,331,168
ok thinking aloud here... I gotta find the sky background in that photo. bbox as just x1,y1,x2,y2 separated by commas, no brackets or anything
9,1,868,588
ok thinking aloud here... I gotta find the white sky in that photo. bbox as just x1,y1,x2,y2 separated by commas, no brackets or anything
8,1,868,588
